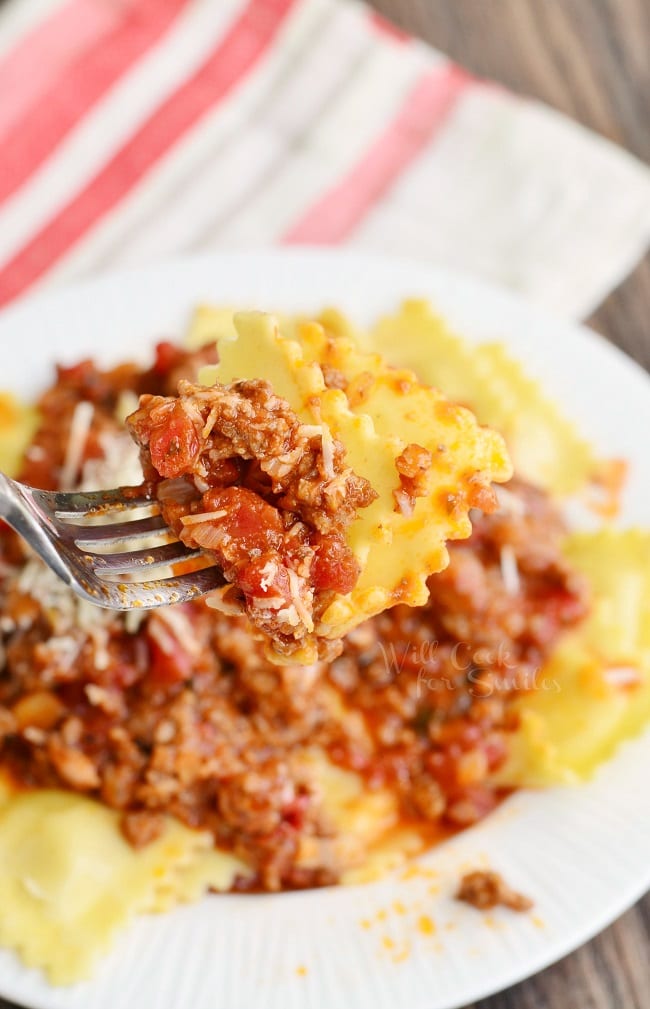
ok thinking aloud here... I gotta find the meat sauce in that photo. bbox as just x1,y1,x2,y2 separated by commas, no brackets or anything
127,379,376,656
0,345,588,891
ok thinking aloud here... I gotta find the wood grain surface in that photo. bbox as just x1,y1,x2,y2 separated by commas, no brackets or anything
0,2,648,1008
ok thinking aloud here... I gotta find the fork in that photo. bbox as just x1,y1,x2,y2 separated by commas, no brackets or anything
0,471,224,609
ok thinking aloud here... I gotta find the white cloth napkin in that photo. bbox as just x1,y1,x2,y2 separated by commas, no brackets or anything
0,0,648,317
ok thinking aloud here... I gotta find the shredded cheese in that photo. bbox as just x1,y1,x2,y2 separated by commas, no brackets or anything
180,510,228,526
495,485,527,516
79,429,142,492
320,421,335,480
201,405,220,439
499,545,521,596
258,560,278,591
603,666,642,687
286,568,314,632
59,401,94,490
154,607,203,658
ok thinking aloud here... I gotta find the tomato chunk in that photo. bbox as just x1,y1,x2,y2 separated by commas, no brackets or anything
238,555,292,603
311,533,360,595
146,623,194,686
148,402,201,478
202,487,284,562
153,341,183,376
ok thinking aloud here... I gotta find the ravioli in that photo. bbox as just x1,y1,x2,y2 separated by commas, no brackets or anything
187,299,602,499
0,782,249,984
192,300,630,519
496,530,650,786
0,300,646,990
0,393,39,478
147,846,253,912
199,311,512,641
359,299,598,496
295,748,427,885
184,304,237,349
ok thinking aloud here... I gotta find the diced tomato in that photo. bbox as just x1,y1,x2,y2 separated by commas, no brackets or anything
283,788,311,830
205,457,241,486
237,555,291,602
202,487,284,559
146,626,194,686
78,707,115,742
446,784,498,824
310,532,360,595
426,747,463,791
435,718,483,750
522,585,589,650
534,586,587,635
483,734,508,771
148,402,201,478
152,341,183,376
56,359,95,385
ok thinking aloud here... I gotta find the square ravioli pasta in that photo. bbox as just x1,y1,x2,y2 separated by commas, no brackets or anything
1,298,646,989
127,311,512,662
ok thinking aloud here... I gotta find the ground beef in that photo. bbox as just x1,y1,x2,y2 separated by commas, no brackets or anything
393,442,433,515
126,378,376,656
456,869,533,911
18,342,216,491
0,343,589,892
325,477,588,828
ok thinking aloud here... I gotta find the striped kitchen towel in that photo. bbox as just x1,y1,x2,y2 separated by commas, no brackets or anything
0,0,648,318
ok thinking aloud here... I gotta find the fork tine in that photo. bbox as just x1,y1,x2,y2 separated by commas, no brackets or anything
94,566,225,609
33,486,155,516
88,542,204,573
62,513,169,546
3,475,226,611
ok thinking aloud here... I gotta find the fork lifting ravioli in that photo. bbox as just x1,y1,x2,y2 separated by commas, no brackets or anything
127,312,511,661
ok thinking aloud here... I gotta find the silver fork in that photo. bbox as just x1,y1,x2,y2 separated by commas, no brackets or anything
0,472,224,609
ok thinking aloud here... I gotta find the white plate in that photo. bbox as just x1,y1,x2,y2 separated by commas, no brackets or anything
1,249,649,1009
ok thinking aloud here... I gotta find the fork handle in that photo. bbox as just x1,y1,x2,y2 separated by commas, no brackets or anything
0,470,24,526
0,471,76,587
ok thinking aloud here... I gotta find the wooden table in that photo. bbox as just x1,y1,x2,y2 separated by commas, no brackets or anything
0,2,648,1009
366,3,649,1007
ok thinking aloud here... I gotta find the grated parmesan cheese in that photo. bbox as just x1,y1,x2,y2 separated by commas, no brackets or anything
85,685,110,707
201,405,220,439
124,610,146,635
79,430,142,492
154,607,202,658
205,587,244,616
603,666,642,687
114,390,140,425
258,561,278,592
60,401,95,490
180,510,228,526
193,475,211,494
22,728,46,746
88,627,110,671
147,619,176,656
274,603,301,627
499,545,521,596
287,569,314,632
495,485,527,516
320,423,335,480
